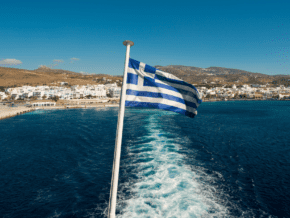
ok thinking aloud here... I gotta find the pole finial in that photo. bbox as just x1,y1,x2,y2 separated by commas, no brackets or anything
123,40,134,46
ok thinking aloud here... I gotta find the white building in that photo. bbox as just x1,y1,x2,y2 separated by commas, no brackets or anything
105,83,118,88
0,92,7,100
33,91,45,99
109,87,121,98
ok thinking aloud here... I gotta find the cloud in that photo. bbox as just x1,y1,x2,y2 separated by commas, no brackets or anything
53,59,64,63
0,59,22,66
49,59,64,68
71,57,80,61
38,65,51,69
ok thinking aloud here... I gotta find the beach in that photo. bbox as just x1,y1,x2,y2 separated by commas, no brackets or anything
2,98,288,120
0,103,119,120
0,105,36,120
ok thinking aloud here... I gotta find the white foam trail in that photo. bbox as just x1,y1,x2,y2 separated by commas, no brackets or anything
116,111,230,218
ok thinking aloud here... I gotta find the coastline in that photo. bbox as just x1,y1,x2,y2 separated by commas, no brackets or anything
202,98,290,102
0,104,119,120
0,106,36,120
1,99,289,120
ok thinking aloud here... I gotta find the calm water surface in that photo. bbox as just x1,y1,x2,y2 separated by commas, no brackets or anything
0,101,289,218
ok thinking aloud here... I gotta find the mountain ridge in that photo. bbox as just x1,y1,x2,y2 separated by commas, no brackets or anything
154,65,290,86
0,64,289,88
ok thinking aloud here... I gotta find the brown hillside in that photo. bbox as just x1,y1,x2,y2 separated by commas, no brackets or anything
1,65,289,90
155,65,290,87
0,66,122,88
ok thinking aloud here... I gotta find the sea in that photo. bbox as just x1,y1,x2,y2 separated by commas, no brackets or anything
0,101,289,218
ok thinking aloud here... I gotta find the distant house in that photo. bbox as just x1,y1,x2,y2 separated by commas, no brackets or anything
33,91,44,99
109,87,121,98
11,93,20,100
60,82,68,85
251,84,261,88
254,93,263,99
0,92,7,100
19,93,33,100
105,83,117,88
279,94,290,99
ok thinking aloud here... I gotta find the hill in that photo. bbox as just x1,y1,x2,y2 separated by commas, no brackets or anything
154,65,290,87
0,66,122,90
1,65,290,91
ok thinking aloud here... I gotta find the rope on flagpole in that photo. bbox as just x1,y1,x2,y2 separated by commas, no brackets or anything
108,40,134,218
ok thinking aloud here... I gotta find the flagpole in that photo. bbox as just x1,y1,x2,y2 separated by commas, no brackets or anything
108,40,134,218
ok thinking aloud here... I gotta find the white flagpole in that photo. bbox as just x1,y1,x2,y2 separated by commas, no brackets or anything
108,40,134,218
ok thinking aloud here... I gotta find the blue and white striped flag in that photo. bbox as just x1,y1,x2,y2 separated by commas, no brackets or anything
125,58,202,118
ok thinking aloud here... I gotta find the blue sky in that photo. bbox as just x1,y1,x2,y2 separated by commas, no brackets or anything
0,0,289,75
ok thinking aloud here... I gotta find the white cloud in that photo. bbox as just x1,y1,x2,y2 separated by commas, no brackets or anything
71,57,80,61
0,59,22,65
53,59,64,63
38,65,51,69
49,59,64,68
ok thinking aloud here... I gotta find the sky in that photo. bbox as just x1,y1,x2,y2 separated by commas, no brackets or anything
0,0,289,76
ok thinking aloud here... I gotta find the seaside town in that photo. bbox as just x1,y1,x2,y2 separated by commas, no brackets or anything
0,71,290,120
198,83,290,101
1,80,290,105
0,79,123,120
0,82,121,102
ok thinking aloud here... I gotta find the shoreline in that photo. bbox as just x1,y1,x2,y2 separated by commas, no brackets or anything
0,104,119,120
202,99,290,102
0,106,36,120
1,99,289,120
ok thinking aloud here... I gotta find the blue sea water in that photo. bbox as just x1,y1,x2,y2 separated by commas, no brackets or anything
0,101,289,218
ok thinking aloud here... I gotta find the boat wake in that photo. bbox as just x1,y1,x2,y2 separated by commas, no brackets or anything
115,112,232,217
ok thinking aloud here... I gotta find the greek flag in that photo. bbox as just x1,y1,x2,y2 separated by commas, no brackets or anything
125,58,202,118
